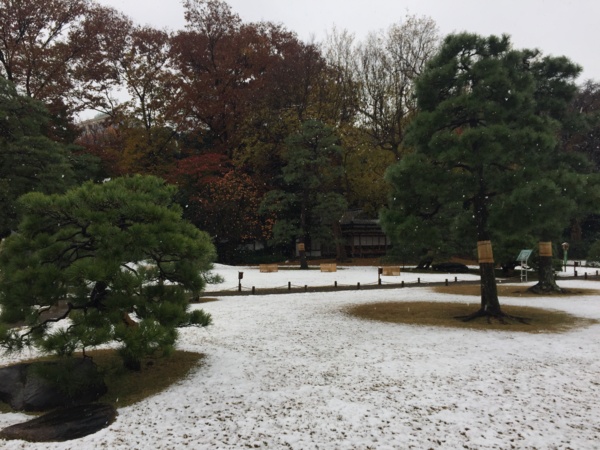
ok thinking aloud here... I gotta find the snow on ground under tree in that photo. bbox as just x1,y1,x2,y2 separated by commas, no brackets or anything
1,265,599,449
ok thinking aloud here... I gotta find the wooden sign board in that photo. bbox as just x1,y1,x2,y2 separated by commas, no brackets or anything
320,263,337,272
259,264,279,273
382,266,401,276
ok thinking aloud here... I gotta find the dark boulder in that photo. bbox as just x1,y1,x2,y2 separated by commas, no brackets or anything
0,403,117,442
0,358,107,411
416,256,433,269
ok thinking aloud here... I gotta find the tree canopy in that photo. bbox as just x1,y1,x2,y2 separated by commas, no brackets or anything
5,0,599,266
261,120,348,266
0,0,131,117
0,175,216,370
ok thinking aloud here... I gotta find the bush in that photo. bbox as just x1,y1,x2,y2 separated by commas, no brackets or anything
586,240,600,265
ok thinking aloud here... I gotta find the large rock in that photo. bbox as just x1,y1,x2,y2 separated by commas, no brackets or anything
0,403,117,442
0,358,107,411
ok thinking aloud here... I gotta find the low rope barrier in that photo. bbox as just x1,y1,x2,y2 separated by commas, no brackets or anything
200,270,600,298
203,276,482,297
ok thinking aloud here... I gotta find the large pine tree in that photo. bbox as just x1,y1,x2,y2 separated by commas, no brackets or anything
381,33,582,320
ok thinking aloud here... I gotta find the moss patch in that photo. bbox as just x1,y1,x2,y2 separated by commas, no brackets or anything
90,350,204,408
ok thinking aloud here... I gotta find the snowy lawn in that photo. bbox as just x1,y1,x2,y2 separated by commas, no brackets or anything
1,266,599,449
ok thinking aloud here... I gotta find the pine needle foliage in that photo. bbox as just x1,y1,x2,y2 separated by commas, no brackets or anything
0,175,216,370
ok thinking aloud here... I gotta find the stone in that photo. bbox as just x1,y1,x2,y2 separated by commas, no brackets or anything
0,403,117,442
0,358,107,411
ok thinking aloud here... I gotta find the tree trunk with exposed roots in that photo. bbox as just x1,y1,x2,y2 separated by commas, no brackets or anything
529,242,562,294
457,241,528,324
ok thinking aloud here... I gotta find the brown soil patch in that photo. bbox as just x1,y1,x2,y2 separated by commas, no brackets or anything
432,284,600,297
346,301,599,333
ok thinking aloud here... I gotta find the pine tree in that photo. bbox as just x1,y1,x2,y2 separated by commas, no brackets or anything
382,33,584,320
0,78,74,237
0,175,216,370
260,120,348,268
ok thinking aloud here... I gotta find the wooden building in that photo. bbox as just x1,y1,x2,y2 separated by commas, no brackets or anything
340,211,391,258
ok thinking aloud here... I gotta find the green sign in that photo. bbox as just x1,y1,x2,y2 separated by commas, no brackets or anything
517,249,532,262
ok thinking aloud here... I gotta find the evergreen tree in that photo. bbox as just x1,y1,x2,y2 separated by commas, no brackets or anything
0,78,75,237
260,120,347,268
0,175,216,370
382,33,583,320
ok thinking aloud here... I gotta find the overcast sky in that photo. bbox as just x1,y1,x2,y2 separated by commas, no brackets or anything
98,0,599,82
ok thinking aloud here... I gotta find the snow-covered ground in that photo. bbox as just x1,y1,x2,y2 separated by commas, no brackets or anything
206,262,600,293
1,266,599,449
205,263,482,293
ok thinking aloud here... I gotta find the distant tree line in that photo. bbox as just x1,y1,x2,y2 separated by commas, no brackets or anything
2,0,600,266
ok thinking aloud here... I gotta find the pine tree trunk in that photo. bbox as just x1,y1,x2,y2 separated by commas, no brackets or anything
457,191,528,323
479,262,502,314
299,250,308,269
529,255,562,293
299,205,308,270
332,221,348,262
529,242,561,294
298,238,308,270
457,241,503,321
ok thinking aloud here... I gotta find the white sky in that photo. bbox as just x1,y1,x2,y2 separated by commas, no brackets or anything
98,0,600,83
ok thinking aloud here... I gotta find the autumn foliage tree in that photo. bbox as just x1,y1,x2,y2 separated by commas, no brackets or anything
188,171,274,262
170,0,329,161
0,0,131,118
